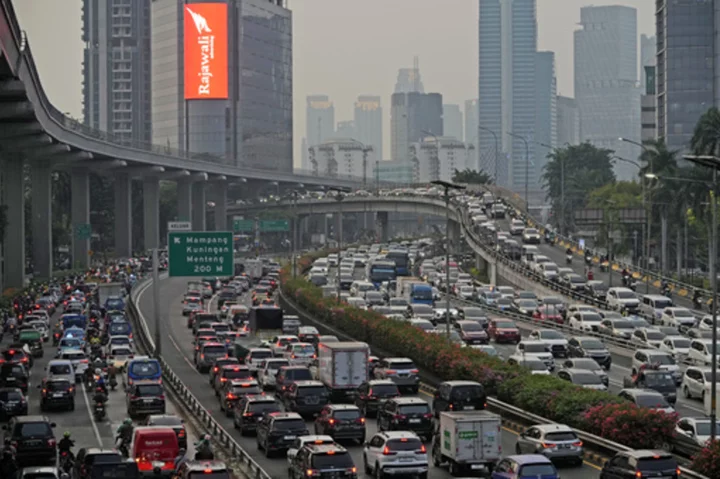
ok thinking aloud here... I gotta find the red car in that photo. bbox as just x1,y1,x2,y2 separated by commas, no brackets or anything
487,319,520,344
532,305,564,324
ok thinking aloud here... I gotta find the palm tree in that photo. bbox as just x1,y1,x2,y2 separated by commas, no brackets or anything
691,107,720,156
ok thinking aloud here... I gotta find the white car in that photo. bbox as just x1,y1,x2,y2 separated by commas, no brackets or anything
243,348,274,372
27,320,49,342
362,432,428,478
108,345,134,370
457,285,475,300
660,307,696,329
496,286,515,299
606,287,639,312
536,262,559,281
688,339,720,366
257,358,290,389
509,219,525,235
283,342,316,366
527,329,568,358
631,328,665,348
521,228,541,244
269,335,299,357
698,315,717,330
568,311,603,333
514,341,554,370
287,435,335,465
681,366,714,400
507,355,552,375
659,336,691,359
631,349,681,384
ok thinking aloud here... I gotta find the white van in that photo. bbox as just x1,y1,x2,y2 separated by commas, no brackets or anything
521,245,539,267
639,294,673,323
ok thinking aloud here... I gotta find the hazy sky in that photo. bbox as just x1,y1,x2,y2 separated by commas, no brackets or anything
15,1,654,164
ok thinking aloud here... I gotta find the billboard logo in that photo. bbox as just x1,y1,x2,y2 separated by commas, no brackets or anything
184,3,228,100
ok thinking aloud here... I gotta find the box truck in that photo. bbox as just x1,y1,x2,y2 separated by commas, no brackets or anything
318,342,369,401
431,411,502,476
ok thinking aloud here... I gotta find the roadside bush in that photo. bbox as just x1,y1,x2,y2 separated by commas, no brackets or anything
281,252,677,450
692,440,720,479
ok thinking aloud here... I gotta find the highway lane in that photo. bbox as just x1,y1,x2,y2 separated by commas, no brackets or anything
138,276,599,479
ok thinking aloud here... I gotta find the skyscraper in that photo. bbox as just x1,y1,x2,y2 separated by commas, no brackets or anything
391,92,443,162
535,52,557,181
575,5,641,180
305,95,335,169
335,121,356,139
656,0,715,152
443,104,464,141
394,57,425,94
641,34,656,90
151,0,292,171
354,96,383,160
478,0,537,192
556,96,580,146
464,99,479,147
82,0,151,144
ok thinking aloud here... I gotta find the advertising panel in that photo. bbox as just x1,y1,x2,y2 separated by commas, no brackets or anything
184,3,228,100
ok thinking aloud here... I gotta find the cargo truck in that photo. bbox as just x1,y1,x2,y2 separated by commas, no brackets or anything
233,306,284,360
397,277,433,305
317,342,369,401
431,411,502,476
98,283,125,311
244,259,263,281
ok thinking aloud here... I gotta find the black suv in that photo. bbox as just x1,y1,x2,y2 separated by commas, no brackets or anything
284,380,330,417
289,443,357,479
1,347,32,368
233,396,281,436
432,380,487,417
354,380,400,417
567,336,612,370
0,363,30,393
2,415,57,467
39,378,75,411
126,380,166,417
275,366,313,398
256,412,309,457
377,397,433,441
0,387,28,420
600,450,679,479
74,447,124,479
314,404,366,442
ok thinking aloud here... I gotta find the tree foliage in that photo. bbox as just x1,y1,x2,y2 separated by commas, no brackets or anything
452,168,491,185
541,142,616,231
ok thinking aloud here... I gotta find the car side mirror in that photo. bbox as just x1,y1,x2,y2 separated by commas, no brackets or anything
51,422,56,427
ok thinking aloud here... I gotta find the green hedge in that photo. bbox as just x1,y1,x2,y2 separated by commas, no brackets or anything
282,252,678,451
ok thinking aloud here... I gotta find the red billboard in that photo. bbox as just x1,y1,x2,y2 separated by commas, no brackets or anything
184,3,228,100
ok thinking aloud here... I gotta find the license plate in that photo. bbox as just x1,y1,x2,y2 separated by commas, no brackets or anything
463,406,475,410
409,419,421,423
470,465,484,470
143,399,153,403
284,435,296,440
399,457,414,462
53,393,64,398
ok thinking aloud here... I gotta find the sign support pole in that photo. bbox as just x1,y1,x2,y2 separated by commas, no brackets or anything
152,248,161,358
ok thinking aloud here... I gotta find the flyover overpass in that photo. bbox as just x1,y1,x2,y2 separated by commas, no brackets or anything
0,0,373,290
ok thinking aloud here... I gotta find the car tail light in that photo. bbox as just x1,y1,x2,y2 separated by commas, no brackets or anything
417,444,426,453
356,417,365,424
393,414,406,421
178,430,186,437
572,440,583,447
410,369,419,374
328,418,335,425
423,413,433,419
541,443,557,449
243,412,253,417
48,438,56,447
382,446,397,455
635,472,642,479
227,393,235,399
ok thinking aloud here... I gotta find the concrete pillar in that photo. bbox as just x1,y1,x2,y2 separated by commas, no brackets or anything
192,181,206,231
2,158,25,288
210,181,227,231
114,173,132,258
377,211,389,243
489,261,497,286
448,220,462,243
177,178,192,223
143,177,160,250
71,169,90,270
31,161,53,280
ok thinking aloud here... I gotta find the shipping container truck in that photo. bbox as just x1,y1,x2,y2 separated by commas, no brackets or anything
318,341,369,401
431,411,502,476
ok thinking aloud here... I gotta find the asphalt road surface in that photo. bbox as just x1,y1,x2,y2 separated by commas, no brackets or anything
137,276,601,479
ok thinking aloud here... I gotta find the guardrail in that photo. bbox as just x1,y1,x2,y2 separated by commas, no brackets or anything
126,277,271,479
278,280,709,479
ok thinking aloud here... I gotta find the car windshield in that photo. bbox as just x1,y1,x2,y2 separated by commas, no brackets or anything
582,314,602,322
613,321,635,329
62,352,86,361
580,340,605,350
570,276,585,283
0,390,23,401
389,299,407,306
109,323,130,334
387,438,424,451
14,422,52,437
129,361,160,377
538,330,564,340
573,372,603,385
248,401,281,414
398,404,430,415
617,291,636,299
542,298,562,305
517,300,537,308
293,345,315,354
460,322,483,332
412,305,432,314
674,309,693,318
645,330,666,340
636,458,678,471
449,385,483,400
250,350,273,359
544,431,578,441
49,364,72,375
523,343,548,353
333,410,361,420
463,308,484,317
370,384,399,396
286,369,312,380
653,300,674,309
150,416,182,426
695,421,720,436
524,229,538,235
521,359,548,371
671,338,691,348
224,369,252,380
496,298,512,305
635,394,670,408
203,346,228,356
311,452,354,469
647,354,676,365
520,464,556,476
495,321,516,329
572,359,602,371
274,418,306,430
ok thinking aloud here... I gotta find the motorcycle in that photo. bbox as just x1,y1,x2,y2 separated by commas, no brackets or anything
565,254,573,265
93,400,106,421
600,261,609,273
116,436,130,457
662,286,672,298
694,296,703,310
59,450,74,473
52,332,61,346
109,375,118,391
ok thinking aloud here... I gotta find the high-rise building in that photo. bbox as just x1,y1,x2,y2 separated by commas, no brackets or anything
306,95,335,155
641,34,656,90
354,96,383,160
394,57,425,94
641,34,657,142
335,121,356,139
443,104,463,141
409,138,473,183
535,51,557,182
464,99,481,172
150,0,292,171
82,0,151,143
575,5,641,180
391,92,443,162
308,139,376,179
556,96,580,146
656,0,715,152
478,0,537,193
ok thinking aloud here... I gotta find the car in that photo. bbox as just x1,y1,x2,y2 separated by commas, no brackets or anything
606,287,640,313
567,336,612,369
673,417,720,457
599,450,679,479
688,338,720,366
562,274,586,292
511,299,537,316
432,380,486,416
453,321,489,346
372,358,420,393
491,454,559,479
557,368,607,390
286,435,335,465
72,447,126,479
515,424,584,465
257,358,290,390
38,378,75,411
681,366,714,400
659,336,691,359
618,388,675,414
233,395,282,435
521,228,541,244
0,387,28,420
290,443,357,479
213,365,253,395
631,349,680,384
269,335,300,357
314,404,366,442
144,414,188,449
660,307,696,330
536,262,559,281
283,342,316,366
488,319,520,344
509,219,525,235
56,349,88,383
507,355,552,375
597,318,635,340
531,305,563,324
584,280,608,301
527,330,568,358
219,379,263,415
560,358,609,386
126,379,166,417
362,431,428,479
409,319,436,333
284,380,330,416
377,397,433,441
568,311,603,332
195,342,228,373
478,290,502,307
514,341,554,370
275,366,314,398
19,466,65,479
2,415,57,467
631,327,666,348
256,411,309,457
208,357,240,385
355,380,400,417
0,363,30,393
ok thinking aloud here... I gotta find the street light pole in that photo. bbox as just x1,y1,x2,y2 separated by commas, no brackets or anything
329,187,348,304
431,180,466,338
478,125,499,184
291,190,298,278
508,132,530,210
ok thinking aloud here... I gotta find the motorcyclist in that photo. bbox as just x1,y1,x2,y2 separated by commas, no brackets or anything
95,376,108,397
0,448,17,479
116,418,134,447
1,438,16,457
59,432,75,458
694,289,703,308
566,247,572,256
194,434,214,460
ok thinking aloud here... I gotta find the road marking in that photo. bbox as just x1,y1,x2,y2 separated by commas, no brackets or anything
81,381,105,447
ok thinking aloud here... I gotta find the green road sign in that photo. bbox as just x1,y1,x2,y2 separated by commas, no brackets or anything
233,219,255,232
168,231,234,277
74,223,92,240
261,219,289,232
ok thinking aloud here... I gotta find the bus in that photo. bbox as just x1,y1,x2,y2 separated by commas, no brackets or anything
366,260,397,287
385,249,411,276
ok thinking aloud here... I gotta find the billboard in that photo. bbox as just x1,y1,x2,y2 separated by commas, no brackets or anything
184,3,228,100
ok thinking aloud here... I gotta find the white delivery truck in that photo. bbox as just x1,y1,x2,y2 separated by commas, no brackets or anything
431,411,502,476
244,259,263,282
317,341,369,401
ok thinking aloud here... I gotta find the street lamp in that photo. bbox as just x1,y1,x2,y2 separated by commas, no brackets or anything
477,125,499,184
682,154,719,442
431,180,467,338
285,190,300,278
329,187,348,303
422,131,440,181
507,132,530,210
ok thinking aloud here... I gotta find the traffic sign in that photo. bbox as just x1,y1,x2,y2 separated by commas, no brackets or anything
261,219,289,232
168,231,234,277
168,221,192,231
74,223,92,240
233,219,255,232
